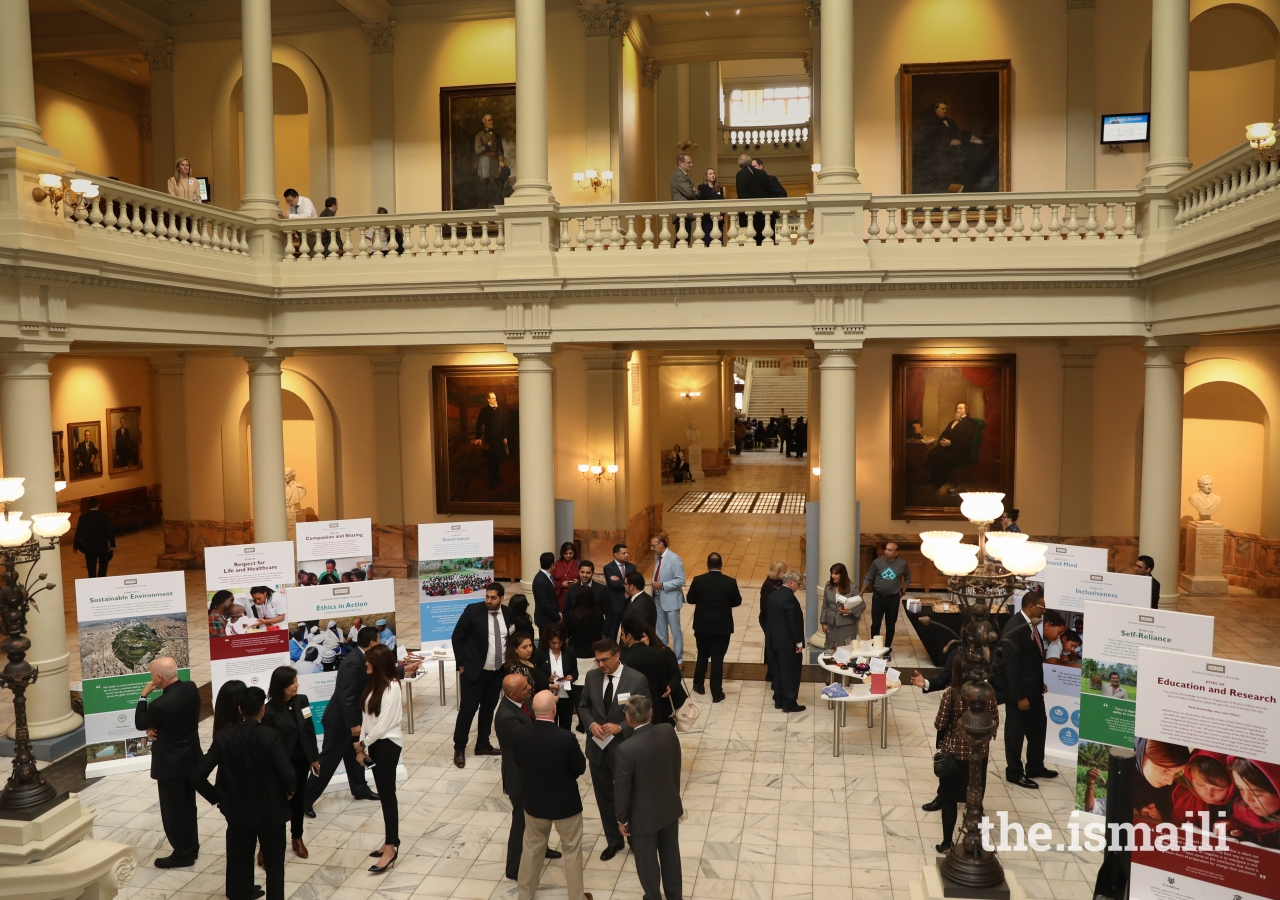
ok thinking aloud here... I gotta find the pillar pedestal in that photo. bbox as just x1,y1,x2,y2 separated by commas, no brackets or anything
909,863,1025,900
1179,520,1229,594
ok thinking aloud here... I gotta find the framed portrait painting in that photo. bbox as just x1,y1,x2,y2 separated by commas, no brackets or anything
107,406,143,474
433,366,520,515
891,355,1016,520
440,84,517,211
900,60,1011,194
53,431,65,481
67,421,103,481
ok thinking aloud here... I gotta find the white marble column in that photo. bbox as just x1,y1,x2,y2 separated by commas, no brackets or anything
0,352,81,740
817,345,860,583
1065,0,1096,190
509,0,552,203
515,347,556,587
1146,0,1191,186
815,0,859,191
0,0,44,147
1138,340,1194,608
244,351,288,541
239,0,278,212
363,23,398,212
806,1,821,179
141,40,177,194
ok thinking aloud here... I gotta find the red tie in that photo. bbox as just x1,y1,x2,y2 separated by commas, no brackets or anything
522,703,533,720
1032,626,1045,659
654,555,662,581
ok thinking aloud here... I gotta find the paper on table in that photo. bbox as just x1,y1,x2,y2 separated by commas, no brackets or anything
886,667,901,682
591,733,614,750
869,657,887,674
833,647,851,664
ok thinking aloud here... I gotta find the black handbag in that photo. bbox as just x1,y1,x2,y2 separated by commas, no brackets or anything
933,751,959,779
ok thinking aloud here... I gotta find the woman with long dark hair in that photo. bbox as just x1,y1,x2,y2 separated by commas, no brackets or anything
262,665,320,859
358,643,402,873
932,653,998,853
212,679,246,734
820,562,864,649
502,633,549,694
533,624,578,729
565,582,605,660
507,594,535,639
551,542,579,614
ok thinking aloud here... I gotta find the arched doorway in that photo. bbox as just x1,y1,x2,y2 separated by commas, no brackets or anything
1182,380,1268,534
1189,3,1279,166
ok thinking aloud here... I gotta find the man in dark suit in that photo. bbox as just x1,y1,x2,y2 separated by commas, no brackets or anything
533,551,562,641
777,408,792,457
135,657,211,868
686,552,742,702
72,496,115,577
620,621,683,726
579,638,651,860
515,690,591,900
495,673,563,881
200,687,295,900
306,626,384,806
764,571,806,712
734,154,772,245
602,544,637,640
1134,555,1161,609
451,582,515,768
113,420,138,468
997,591,1056,790
566,560,610,617
927,402,979,489
615,695,683,900
472,391,508,489
621,572,658,634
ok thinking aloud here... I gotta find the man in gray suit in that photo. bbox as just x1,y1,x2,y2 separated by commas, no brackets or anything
615,695,683,900
669,153,696,244
578,638,651,861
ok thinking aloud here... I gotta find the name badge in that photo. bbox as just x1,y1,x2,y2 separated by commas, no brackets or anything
616,692,631,703
301,706,312,719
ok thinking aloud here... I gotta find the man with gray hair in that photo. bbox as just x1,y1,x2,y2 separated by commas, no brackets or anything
763,571,806,712
615,694,684,900
135,657,212,867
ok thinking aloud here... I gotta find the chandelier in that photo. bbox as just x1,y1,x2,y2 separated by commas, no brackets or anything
919,492,1047,892
0,477,72,812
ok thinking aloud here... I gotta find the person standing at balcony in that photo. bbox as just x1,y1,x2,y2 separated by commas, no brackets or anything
318,197,342,256
669,153,696,244
167,158,202,202
697,168,724,246
735,154,770,244
281,188,317,218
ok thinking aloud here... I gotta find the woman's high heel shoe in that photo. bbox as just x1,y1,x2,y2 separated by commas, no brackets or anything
935,841,954,854
369,847,398,873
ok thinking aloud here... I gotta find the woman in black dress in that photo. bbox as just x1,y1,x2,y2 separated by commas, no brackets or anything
697,168,725,245
262,666,320,859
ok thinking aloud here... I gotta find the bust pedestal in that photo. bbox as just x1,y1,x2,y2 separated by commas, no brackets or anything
1178,519,1230,595
909,863,1025,900
687,443,704,481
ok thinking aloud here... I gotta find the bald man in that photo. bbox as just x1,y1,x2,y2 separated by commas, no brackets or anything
495,674,562,879
135,657,211,867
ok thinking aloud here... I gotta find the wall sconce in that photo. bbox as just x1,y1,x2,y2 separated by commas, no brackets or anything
573,169,613,192
1247,121,1280,163
32,174,98,214
679,391,701,400
811,467,820,477
578,460,618,483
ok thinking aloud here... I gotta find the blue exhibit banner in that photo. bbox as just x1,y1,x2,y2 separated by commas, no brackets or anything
418,521,494,654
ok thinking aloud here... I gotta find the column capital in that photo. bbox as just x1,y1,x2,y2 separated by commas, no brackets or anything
582,349,630,371
815,343,862,363
804,0,820,25
1142,336,1197,366
239,347,292,374
578,1,632,37
361,21,396,54
509,343,554,363
642,59,662,88
140,39,175,71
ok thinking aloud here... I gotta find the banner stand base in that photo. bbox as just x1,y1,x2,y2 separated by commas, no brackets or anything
84,756,152,778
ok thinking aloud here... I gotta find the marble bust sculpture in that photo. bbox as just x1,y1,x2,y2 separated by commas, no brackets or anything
285,467,307,510
1187,475,1222,520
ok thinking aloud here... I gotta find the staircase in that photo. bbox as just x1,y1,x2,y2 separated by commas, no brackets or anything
744,358,809,419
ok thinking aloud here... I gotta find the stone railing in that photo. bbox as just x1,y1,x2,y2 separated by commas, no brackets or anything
1169,143,1280,228
276,211,505,261
864,190,1140,242
721,124,810,150
66,173,255,256
556,199,813,250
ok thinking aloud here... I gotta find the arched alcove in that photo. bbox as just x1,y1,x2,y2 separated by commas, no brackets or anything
1189,3,1279,166
1182,380,1268,534
211,44,333,210
232,64,311,203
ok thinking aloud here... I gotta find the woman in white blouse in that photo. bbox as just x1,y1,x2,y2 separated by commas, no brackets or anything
356,643,402,873
533,623,578,730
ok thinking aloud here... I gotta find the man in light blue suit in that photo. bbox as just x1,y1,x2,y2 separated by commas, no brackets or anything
648,534,687,664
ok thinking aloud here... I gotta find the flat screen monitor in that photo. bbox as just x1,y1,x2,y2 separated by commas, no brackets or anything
196,176,211,202
1101,113,1149,145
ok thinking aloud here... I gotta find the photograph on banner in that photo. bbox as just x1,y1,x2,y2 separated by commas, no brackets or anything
1037,567,1152,760
1129,649,1280,900
205,541,295,694
419,521,494,653
76,571,189,772
295,518,374,585
1073,601,1214,817
285,579,397,734
1040,542,1109,572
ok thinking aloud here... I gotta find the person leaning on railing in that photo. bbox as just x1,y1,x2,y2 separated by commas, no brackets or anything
167,158,202,202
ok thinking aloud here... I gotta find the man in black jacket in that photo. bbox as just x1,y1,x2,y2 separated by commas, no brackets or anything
451,582,515,768
305,626,383,807
495,673,562,880
734,154,772,244
532,551,562,641
764,571,806,712
514,691,590,900
602,544,637,640
565,561,610,617
997,591,1056,790
620,621,683,726
135,657,211,868
620,572,658,634
200,687,295,900
72,496,115,577
615,694,683,900
686,552,742,702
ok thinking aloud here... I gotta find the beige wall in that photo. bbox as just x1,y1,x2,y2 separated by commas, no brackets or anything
34,84,143,186
1089,344,1146,536
658,364,724,460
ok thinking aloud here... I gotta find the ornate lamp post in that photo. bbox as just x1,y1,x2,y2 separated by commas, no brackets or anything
0,476,72,812
920,493,1048,893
